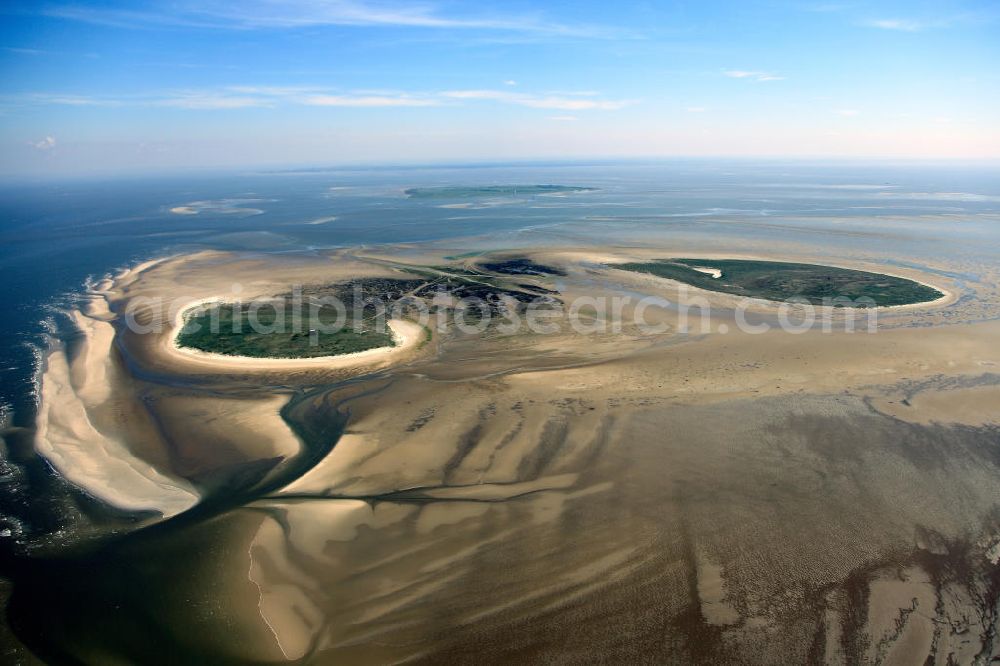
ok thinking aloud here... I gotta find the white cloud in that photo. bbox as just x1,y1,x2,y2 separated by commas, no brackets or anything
300,94,439,107
24,93,119,106
503,80,518,86
441,89,632,110
12,85,631,113
10,91,253,109
548,115,578,121
835,109,860,117
158,93,272,109
43,1,624,38
226,85,324,96
4,47,49,55
543,90,599,97
273,86,442,107
723,70,785,82
30,136,56,151
864,18,923,31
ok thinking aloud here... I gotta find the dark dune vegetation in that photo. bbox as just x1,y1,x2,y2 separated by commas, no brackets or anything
614,258,944,306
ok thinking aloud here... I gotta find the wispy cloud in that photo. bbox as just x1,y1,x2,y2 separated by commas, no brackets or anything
8,85,633,112
300,93,439,107
542,90,600,97
15,90,270,109
441,89,633,110
835,109,860,117
4,46,49,56
20,93,122,106
3,89,268,109
548,115,578,122
864,18,923,31
807,2,996,32
226,85,324,96
157,92,273,109
42,1,625,38
29,136,56,151
723,70,785,82
862,9,1000,32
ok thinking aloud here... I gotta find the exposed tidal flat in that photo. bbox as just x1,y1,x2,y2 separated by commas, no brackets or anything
404,184,597,199
3,166,1000,664
5,237,1000,664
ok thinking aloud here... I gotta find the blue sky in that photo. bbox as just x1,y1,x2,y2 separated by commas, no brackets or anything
1,0,998,174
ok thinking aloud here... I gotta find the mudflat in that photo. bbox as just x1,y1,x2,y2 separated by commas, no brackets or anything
17,241,1000,664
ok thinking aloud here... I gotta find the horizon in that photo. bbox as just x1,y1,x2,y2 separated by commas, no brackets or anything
4,154,1000,183
2,0,999,176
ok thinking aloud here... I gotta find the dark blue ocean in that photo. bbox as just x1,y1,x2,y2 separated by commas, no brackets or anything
2,160,999,426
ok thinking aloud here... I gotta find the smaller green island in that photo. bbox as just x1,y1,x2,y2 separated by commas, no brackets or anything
177,301,395,358
404,185,595,199
613,258,944,307
174,279,423,358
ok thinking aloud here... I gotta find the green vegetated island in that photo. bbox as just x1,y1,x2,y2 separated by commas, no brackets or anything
176,260,564,358
613,258,944,307
404,185,595,199
177,303,394,359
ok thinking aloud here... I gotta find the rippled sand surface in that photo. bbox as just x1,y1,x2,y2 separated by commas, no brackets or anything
10,241,1000,664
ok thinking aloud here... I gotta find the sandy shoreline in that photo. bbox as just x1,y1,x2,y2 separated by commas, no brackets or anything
34,301,199,517
31,252,432,518
166,296,425,372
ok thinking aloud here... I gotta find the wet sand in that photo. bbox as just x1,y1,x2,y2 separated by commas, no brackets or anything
15,242,1000,664
34,305,198,517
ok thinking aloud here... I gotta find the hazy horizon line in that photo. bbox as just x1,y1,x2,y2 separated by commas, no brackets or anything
4,154,1000,183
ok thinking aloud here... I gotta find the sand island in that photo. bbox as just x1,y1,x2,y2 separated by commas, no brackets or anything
404,184,596,199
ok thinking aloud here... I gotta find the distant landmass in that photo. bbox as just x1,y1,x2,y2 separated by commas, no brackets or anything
404,184,596,198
